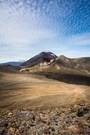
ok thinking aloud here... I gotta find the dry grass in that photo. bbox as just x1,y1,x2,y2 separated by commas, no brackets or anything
0,73,90,109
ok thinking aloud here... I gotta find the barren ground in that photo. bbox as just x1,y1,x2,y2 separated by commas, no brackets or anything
0,73,90,109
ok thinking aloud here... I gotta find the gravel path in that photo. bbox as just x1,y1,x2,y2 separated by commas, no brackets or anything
0,103,90,135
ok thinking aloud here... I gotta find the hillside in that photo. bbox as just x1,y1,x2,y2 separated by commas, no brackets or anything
0,52,90,85
21,52,57,67
21,52,90,74
20,52,90,85
56,55,90,73
0,64,19,73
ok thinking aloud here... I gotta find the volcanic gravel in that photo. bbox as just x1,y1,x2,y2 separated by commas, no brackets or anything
0,103,90,135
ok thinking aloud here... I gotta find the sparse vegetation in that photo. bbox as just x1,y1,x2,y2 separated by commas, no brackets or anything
0,52,90,135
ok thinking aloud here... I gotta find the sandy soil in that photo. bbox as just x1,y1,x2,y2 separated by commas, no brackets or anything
0,73,90,109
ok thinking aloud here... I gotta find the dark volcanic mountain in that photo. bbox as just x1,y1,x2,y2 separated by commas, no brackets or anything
22,52,57,67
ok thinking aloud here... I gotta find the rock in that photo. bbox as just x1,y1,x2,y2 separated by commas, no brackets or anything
9,127,15,133
18,125,25,133
8,112,13,116
43,128,50,134
76,107,90,117
29,122,35,127
76,108,85,117
77,123,85,133
39,113,50,124
20,110,30,116
0,104,90,135
50,126,55,132
83,107,89,114
21,120,27,125
0,129,7,135
68,125,78,132
0,120,8,127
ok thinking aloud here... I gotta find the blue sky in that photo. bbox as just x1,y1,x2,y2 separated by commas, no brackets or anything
0,0,90,62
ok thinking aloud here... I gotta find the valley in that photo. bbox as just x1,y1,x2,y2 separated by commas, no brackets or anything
0,72,90,109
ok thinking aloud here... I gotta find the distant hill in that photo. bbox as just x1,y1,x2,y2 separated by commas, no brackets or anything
0,64,19,73
0,61,24,67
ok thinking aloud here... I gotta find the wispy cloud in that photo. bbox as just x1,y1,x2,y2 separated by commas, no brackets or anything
0,28,55,45
65,32,90,46
0,0,90,62
0,0,56,46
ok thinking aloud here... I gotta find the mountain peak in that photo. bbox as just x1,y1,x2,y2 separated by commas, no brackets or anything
39,51,57,59
59,55,68,59
22,52,57,67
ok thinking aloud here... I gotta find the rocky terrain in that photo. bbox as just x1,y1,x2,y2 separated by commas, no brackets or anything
0,73,90,135
0,103,90,135
0,52,90,135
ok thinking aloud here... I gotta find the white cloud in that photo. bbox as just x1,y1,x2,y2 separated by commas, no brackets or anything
0,1,56,46
0,0,57,62
0,28,55,45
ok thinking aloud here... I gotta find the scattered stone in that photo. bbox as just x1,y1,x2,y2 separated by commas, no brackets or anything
76,106,90,117
76,108,85,117
68,125,78,132
0,104,90,135
43,128,50,134
9,127,16,133
0,129,7,135
8,112,13,116
83,107,89,114
77,123,85,133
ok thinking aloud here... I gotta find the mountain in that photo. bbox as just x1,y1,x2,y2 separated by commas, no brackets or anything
0,61,24,67
21,52,57,67
0,52,90,85
21,53,90,74
20,52,90,85
56,55,90,73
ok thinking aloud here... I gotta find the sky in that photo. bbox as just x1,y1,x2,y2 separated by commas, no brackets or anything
0,0,90,62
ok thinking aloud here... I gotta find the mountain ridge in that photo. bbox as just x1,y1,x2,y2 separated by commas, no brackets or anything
0,52,90,85
0,61,24,67
21,52,90,75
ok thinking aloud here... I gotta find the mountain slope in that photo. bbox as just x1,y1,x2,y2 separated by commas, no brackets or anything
20,53,90,85
21,52,57,67
20,53,90,75
0,65,19,73
56,55,90,73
